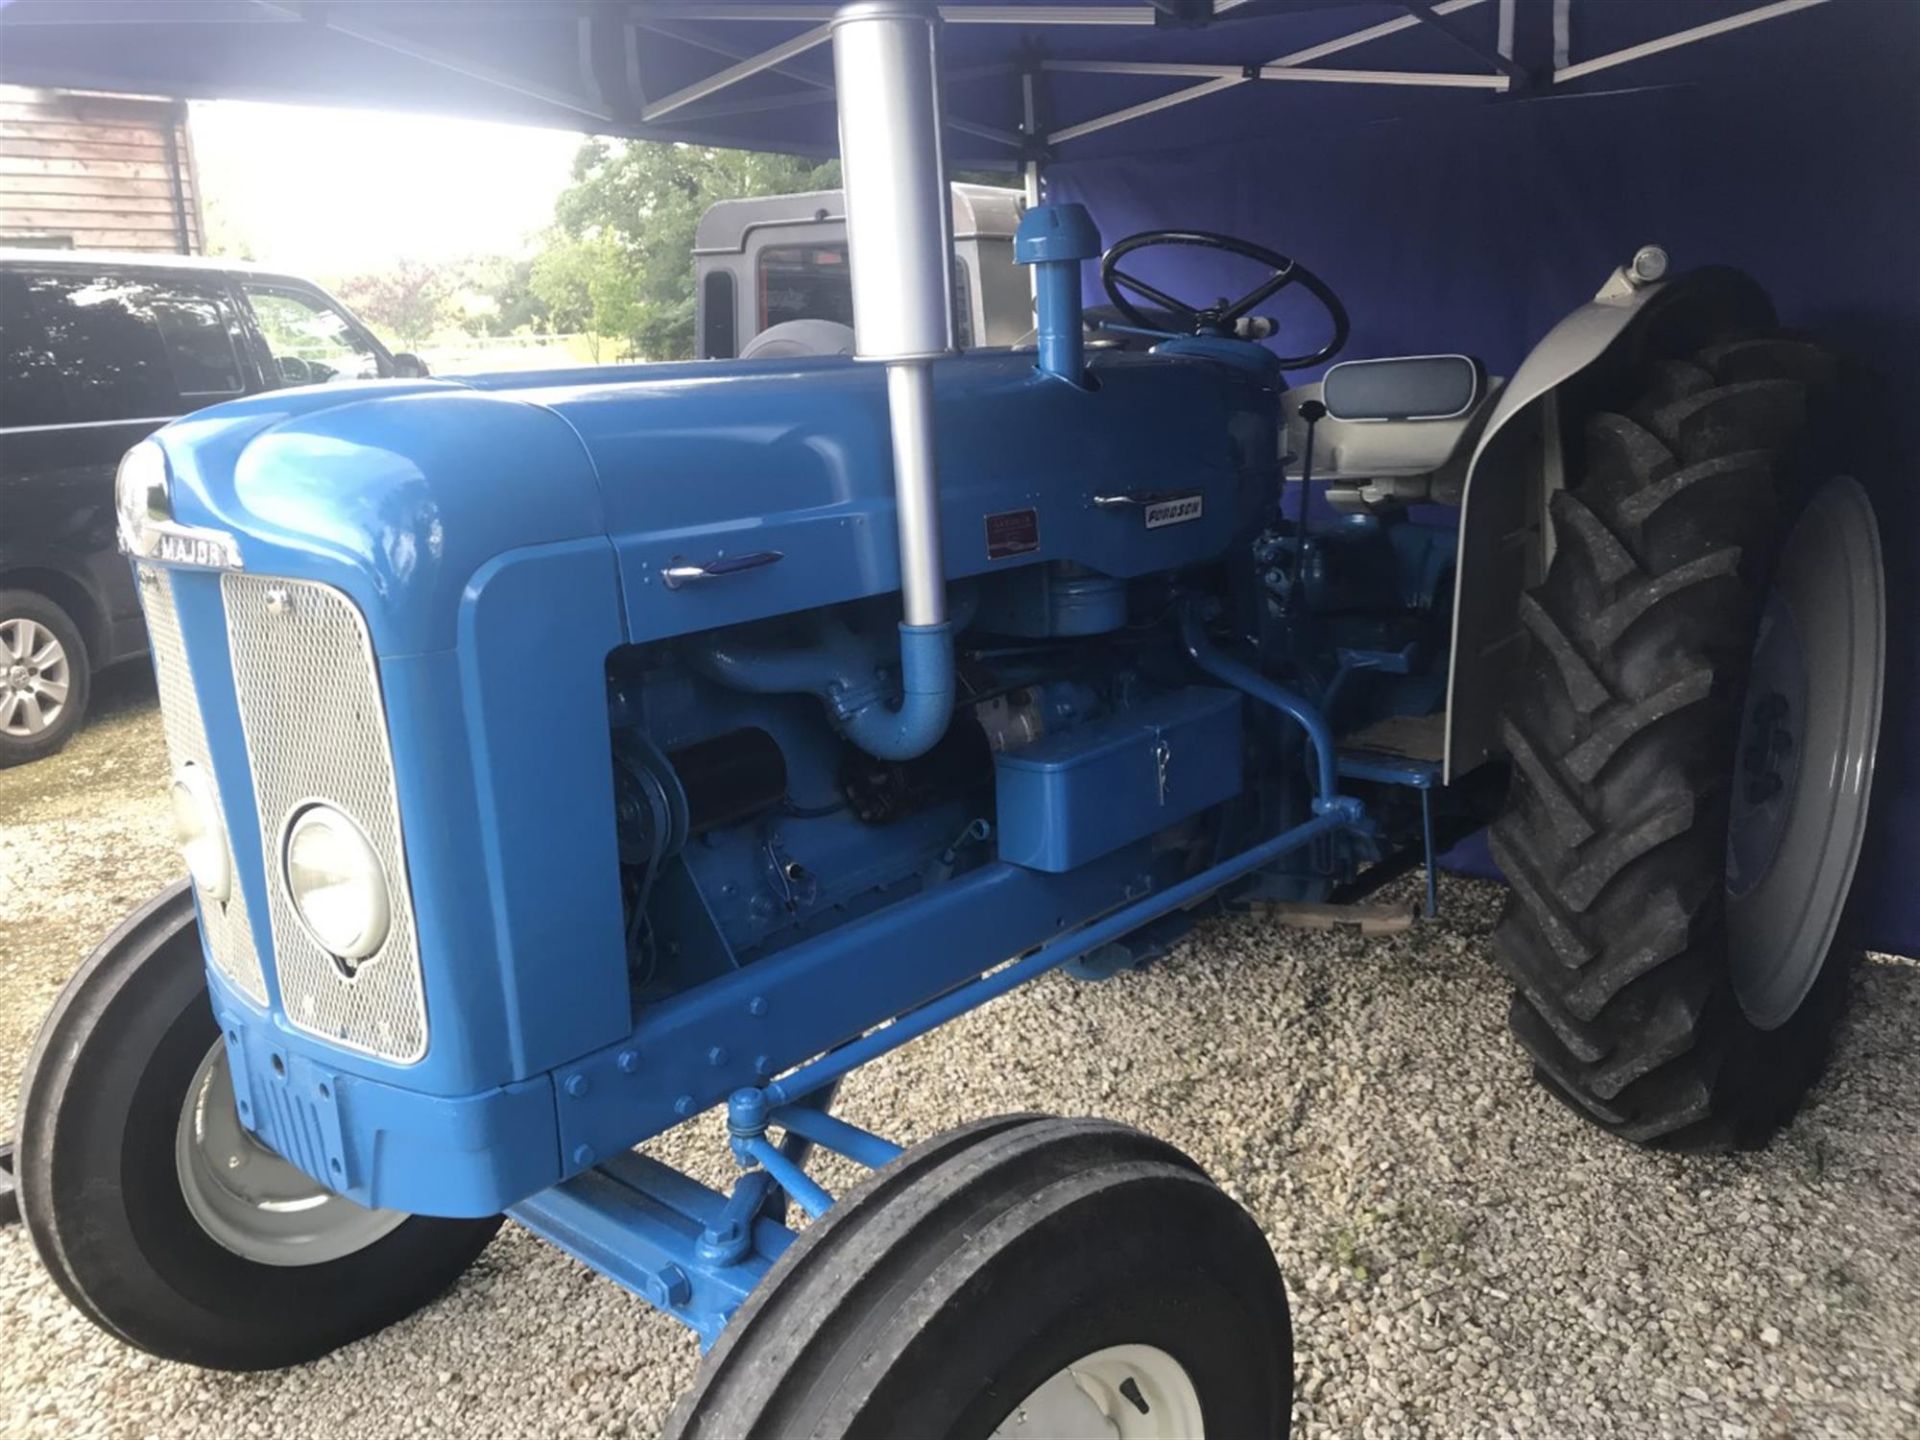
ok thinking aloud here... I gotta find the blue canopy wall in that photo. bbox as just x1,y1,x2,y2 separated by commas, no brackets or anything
1048,10,1920,952
2,0,1914,948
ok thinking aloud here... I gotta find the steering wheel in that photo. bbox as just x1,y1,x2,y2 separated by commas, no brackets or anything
1101,230,1351,369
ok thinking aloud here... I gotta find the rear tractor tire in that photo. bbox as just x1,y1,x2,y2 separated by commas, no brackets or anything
1493,329,1884,1150
15,880,503,1369
669,1115,1293,1439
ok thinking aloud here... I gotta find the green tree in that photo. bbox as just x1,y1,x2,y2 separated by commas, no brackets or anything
528,230,645,362
538,140,840,361
336,258,451,348
457,254,550,338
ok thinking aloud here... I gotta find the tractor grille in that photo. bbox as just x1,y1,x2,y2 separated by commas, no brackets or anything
222,574,428,1064
138,566,268,1004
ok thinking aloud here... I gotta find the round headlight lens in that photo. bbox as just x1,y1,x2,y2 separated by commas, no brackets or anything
115,441,170,554
284,805,391,963
169,763,231,904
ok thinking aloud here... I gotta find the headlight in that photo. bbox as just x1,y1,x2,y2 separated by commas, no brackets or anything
115,441,171,555
169,763,232,904
283,805,391,963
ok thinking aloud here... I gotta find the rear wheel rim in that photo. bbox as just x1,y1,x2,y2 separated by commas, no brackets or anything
173,1039,407,1265
0,617,70,737
1726,476,1885,1029
992,1343,1205,1439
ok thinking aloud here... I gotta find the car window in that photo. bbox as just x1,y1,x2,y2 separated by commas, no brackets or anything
0,269,245,428
757,244,855,333
242,285,388,386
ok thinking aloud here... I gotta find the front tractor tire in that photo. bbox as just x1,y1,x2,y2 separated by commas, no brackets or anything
669,1116,1293,1440
1493,327,1884,1150
15,880,503,1370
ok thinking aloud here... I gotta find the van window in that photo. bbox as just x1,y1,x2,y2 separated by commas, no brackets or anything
702,270,737,360
152,288,247,399
757,244,854,333
242,284,388,386
952,257,973,350
752,244,976,350
0,270,244,427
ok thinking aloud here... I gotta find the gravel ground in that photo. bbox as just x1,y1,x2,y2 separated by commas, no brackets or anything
2,680,1917,1439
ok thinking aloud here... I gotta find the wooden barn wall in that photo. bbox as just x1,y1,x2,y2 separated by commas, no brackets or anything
0,85,202,254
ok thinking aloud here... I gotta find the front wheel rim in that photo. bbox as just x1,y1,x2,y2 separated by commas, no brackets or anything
992,1344,1205,1439
1726,476,1885,1029
0,617,71,737
173,1039,408,1266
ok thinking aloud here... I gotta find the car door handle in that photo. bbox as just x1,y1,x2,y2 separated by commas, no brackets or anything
661,550,784,589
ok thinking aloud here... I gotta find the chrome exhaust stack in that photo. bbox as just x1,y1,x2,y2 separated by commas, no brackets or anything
828,0,956,758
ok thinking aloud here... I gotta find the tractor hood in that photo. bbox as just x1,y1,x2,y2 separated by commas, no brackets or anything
149,347,1270,657
150,378,611,657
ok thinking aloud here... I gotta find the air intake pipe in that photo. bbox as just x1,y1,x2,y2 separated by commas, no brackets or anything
1014,203,1101,387
830,0,956,760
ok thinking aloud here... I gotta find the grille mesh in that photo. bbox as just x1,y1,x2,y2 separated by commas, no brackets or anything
139,566,268,1004
223,575,427,1063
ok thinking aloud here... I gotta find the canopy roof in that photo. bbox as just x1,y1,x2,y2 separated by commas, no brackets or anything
0,1,1866,169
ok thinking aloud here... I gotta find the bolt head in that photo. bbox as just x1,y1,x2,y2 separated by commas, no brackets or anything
708,1045,728,1067
748,995,768,1018
674,1093,695,1117
616,1049,640,1074
1630,245,1670,284
658,1263,692,1307
564,1073,590,1099
571,1144,595,1168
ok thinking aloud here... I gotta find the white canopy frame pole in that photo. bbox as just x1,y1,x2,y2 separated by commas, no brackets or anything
619,0,1838,158
255,0,616,124
1046,59,1512,88
1553,0,1832,85
641,22,832,120
630,11,1021,150
627,4,1157,23
1021,67,1042,205
1044,0,1495,148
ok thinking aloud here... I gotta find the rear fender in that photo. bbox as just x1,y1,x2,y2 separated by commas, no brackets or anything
1441,260,1777,781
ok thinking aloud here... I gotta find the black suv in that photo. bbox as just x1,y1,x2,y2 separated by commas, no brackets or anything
0,250,423,766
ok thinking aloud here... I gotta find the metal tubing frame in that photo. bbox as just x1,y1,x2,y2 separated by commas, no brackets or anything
629,4,1159,22
252,0,615,123
1043,0,1495,146
621,0,1834,154
1042,59,1509,88
1552,0,1832,85
633,9,1020,146
771,1104,907,1170
640,21,832,120
736,1135,836,1218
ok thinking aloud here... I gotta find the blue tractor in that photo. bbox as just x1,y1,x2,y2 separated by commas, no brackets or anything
9,4,1884,1433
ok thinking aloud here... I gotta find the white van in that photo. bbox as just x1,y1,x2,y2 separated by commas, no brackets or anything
693,183,1028,359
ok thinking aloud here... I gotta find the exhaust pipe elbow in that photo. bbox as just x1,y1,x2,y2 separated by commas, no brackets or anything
839,621,955,761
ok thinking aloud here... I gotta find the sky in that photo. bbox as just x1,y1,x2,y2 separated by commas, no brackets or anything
189,99,585,279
